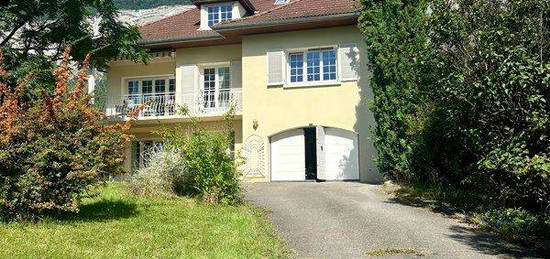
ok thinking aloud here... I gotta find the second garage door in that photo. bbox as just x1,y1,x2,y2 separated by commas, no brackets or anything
270,129,305,181
323,128,359,181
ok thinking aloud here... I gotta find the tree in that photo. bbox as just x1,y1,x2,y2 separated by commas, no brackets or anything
360,0,550,215
0,0,148,93
0,48,138,221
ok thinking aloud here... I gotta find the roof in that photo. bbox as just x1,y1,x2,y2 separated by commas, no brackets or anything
215,0,360,29
139,0,360,47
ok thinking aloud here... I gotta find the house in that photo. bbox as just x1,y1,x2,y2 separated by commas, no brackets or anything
105,0,382,183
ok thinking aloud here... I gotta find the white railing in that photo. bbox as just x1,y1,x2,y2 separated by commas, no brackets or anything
106,88,242,119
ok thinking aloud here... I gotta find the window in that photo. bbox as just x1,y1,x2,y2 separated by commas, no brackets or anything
169,79,176,92
202,67,231,108
142,80,153,94
121,76,175,116
124,77,174,96
154,79,165,93
322,50,337,80
128,80,139,95
289,53,304,83
306,51,321,81
208,4,232,27
132,140,164,169
288,48,337,85
220,5,232,22
203,68,216,108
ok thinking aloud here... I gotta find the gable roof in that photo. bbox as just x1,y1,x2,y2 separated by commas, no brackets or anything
139,0,360,47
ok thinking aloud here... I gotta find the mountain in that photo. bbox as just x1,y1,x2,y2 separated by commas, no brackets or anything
117,5,193,26
114,0,191,10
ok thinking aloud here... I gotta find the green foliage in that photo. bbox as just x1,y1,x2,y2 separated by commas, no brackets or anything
0,51,132,221
114,0,191,9
159,109,243,204
360,0,550,217
127,150,189,197
473,208,550,245
0,0,148,93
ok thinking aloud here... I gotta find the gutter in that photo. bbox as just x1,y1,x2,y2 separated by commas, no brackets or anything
212,12,360,31
140,34,224,47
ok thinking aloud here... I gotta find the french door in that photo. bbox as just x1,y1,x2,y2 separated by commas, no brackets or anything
202,67,231,109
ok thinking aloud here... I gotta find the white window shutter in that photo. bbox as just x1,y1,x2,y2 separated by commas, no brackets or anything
178,65,198,112
338,44,360,81
231,60,242,89
267,50,285,85
180,64,197,94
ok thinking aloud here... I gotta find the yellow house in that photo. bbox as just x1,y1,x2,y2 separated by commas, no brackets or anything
105,0,383,183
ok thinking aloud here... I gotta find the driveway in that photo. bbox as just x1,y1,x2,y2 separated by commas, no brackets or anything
245,182,539,259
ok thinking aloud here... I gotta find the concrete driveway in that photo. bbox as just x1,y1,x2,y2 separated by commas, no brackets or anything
245,182,539,259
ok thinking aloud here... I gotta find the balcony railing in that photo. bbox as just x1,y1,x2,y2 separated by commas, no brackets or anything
105,88,242,119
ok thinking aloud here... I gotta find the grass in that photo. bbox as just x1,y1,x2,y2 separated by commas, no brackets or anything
0,182,289,259
366,248,426,257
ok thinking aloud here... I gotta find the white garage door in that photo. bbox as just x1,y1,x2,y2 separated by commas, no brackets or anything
270,129,305,181
324,128,359,180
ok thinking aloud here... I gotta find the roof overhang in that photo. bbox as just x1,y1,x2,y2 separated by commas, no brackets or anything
213,12,359,36
140,35,240,50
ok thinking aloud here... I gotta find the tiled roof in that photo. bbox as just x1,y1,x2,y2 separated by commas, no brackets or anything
217,0,360,27
139,0,360,44
139,8,218,44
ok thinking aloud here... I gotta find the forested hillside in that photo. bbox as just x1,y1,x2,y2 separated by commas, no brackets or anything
114,0,191,9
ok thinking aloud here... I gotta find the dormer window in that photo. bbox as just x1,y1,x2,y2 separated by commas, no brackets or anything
207,4,233,27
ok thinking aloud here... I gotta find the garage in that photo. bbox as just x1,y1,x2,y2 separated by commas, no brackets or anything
270,129,306,181
270,127,359,181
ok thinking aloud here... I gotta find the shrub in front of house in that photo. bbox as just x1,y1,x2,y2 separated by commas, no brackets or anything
0,49,133,221
127,150,189,197
157,110,243,204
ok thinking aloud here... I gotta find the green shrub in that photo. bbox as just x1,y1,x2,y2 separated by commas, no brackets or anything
0,50,133,221
360,0,550,216
127,150,189,197
158,110,242,204
474,209,550,242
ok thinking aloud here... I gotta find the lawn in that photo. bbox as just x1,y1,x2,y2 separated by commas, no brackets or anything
0,182,289,259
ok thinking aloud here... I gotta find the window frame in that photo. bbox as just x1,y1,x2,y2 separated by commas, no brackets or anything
285,46,339,88
122,75,175,96
199,64,232,109
207,3,233,27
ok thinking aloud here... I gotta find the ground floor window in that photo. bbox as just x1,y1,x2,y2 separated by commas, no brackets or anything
132,140,164,170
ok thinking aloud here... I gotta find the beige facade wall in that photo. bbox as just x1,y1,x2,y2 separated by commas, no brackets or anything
241,25,382,183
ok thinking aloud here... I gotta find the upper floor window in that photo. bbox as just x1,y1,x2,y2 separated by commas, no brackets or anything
208,4,233,26
267,43,360,87
288,48,337,84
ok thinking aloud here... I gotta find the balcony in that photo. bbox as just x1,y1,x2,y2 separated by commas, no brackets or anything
105,88,242,120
